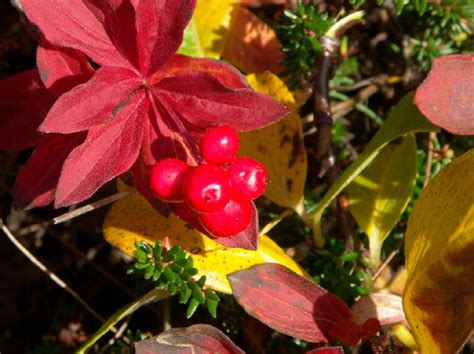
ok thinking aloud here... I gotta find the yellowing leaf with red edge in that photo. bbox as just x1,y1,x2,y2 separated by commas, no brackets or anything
194,0,239,59
103,190,309,294
415,54,474,135
240,72,307,214
403,149,474,354
222,7,283,74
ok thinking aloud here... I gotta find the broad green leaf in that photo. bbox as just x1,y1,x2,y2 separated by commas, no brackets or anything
311,93,439,247
77,288,169,353
347,135,417,267
177,16,204,57
103,190,309,294
403,149,474,354
240,72,307,214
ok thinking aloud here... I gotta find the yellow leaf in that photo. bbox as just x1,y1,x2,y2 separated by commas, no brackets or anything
239,72,307,214
403,149,474,353
103,191,309,294
347,135,417,268
194,0,239,59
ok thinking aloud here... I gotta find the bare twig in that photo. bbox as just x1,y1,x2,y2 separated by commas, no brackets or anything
372,240,404,281
53,190,132,225
423,132,437,188
1,219,105,323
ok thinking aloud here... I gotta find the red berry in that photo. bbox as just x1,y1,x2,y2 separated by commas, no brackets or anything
199,199,252,237
149,158,190,202
183,164,231,213
228,157,268,201
200,125,240,164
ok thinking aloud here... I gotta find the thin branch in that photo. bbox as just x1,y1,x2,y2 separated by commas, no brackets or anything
53,190,132,225
372,240,404,281
423,132,437,188
1,219,105,323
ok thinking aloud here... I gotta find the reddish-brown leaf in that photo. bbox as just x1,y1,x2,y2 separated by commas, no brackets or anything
306,347,344,354
22,0,128,67
0,70,53,150
13,133,85,209
54,92,148,207
36,41,94,97
39,66,141,134
228,263,353,342
134,324,244,354
414,54,474,135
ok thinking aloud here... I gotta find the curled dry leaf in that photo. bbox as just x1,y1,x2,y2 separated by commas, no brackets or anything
414,54,474,135
403,149,474,353
135,324,244,354
351,293,405,327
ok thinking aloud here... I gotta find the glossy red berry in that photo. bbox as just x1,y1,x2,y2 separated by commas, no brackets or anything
199,199,252,237
200,125,240,164
183,164,231,213
149,158,190,202
228,157,268,201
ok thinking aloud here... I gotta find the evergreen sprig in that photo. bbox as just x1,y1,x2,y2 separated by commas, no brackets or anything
128,240,220,318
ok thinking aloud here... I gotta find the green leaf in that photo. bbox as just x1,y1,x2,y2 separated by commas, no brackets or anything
311,93,439,247
190,282,206,304
186,298,201,318
76,288,169,353
177,16,204,57
207,298,219,318
347,135,418,268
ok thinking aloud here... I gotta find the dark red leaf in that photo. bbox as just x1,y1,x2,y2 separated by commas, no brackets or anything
135,0,196,75
0,69,53,150
154,54,249,89
228,263,353,343
37,41,94,97
13,133,85,209
414,54,474,135
134,324,244,354
328,318,364,347
155,72,289,132
210,203,259,250
54,92,148,207
21,0,128,67
306,347,344,354
39,66,141,133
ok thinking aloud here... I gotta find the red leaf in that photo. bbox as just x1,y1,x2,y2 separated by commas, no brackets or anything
39,66,141,133
37,41,94,97
55,92,148,207
414,54,474,135
210,203,259,250
155,54,249,89
228,263,353,343
155,72,289,131
0,69,53,150
135,324,244,354
21,0,128,67
135,0,196,75
306,347,344,354
13,133,85,209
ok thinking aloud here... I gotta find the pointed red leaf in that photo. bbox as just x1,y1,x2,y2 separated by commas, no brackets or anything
228,264,353,343
155,54,249,89
414,54,474,135
21,0,127,67
306,347,344,354
39,66,141,134
0,69,53,150
84,0,139,69
135,0,196,75
36,41,94,97
211,203,259,250
155,72,289,132
13,133,85,209
135,324,244,354
55,92,148,207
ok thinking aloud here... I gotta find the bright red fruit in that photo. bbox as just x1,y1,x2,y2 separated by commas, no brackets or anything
199,199,252,237
200,125,240,164
183,165,231,213
228,157,268,200
149,158,190,202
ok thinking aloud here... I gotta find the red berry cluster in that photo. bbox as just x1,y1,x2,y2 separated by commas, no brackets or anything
149,126,268,237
